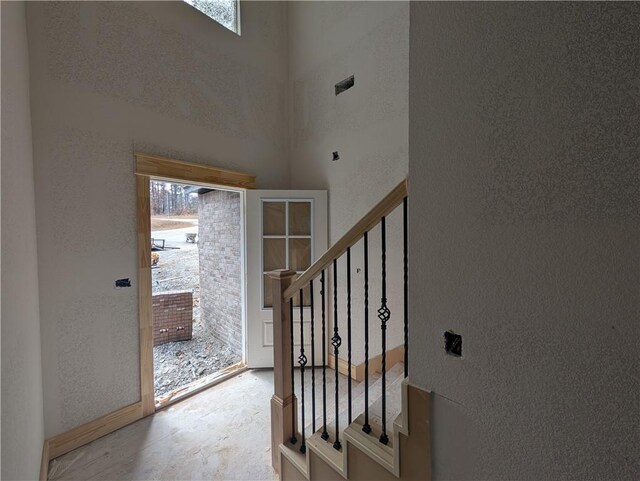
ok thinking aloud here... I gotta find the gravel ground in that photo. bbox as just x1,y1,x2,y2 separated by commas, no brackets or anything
151,234,241,399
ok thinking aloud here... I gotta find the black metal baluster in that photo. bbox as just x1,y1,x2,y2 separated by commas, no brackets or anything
290,299,297,445
362,232,372,434
403,197,408,378
310,279,316,433
378,217,390,445
331,259,342,450
321,270,329,441
347,247,353,424
299,290,307,453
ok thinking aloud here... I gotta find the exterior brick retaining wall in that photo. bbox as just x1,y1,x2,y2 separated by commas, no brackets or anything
152,291,193,346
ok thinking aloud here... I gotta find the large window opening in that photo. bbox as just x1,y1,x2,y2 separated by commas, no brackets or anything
184,0,240,34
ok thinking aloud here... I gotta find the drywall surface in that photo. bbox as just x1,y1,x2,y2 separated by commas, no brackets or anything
198,190,242,354
26,1,289,438
1,2,46,478
409,3,639,480
288,2,409,364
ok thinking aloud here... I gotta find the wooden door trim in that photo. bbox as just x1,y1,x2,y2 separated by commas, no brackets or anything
137,153,255,419
137,175,155,416
134,153,256,189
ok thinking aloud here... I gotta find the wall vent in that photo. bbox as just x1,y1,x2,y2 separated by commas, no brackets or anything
335,75,355,96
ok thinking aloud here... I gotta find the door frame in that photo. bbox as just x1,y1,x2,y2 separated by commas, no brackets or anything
135,153,255,415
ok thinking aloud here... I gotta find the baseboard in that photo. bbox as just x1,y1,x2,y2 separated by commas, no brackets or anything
47,401,143,460
44,365,246,463
39,439,50,481
328,345,404,382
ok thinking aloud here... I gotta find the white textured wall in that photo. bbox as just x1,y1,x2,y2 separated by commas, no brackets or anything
1,2,46,479
26,1,289,438
409,3,639,480
288,2,409,364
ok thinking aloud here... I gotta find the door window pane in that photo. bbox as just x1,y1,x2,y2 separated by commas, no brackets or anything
289,202,311,235
289,238,311,271
263,202,286,236
263,238,285,271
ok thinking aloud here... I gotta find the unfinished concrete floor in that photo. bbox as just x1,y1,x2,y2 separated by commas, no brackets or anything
48,370,279,481
46,365,387,481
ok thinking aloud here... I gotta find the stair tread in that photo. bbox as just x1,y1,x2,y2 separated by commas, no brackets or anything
307,363,404,448
285,363,405,480
367,363,405,430
307,432,346,477
304,370,381,436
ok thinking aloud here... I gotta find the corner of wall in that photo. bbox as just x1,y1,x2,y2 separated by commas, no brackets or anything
1,1,46,479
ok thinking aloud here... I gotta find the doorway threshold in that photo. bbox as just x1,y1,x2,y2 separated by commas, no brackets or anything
155,362,247,410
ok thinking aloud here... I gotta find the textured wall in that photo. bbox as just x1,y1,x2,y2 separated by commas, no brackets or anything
1,2,46,479
26,1,289,437
288,2,409,364
198,190,242,354
409,3,640,480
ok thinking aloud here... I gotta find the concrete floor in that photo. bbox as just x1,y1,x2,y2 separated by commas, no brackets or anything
48,370,280,481
46,365,403,481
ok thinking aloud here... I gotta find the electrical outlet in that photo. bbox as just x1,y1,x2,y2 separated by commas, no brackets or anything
444,330,462,357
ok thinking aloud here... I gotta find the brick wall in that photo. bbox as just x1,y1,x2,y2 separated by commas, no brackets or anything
152,291,193,346
198,190,242,355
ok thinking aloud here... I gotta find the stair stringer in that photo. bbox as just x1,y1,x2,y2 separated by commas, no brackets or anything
281,377,425,481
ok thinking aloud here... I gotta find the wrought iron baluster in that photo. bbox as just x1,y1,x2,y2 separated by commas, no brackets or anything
403,197,408,378
362,232,371,434
331,258,342,450
347,247,353,424
321,270,329,441
299,290,307,453
310,279,316,433
378,217,390,445
290,299,297,445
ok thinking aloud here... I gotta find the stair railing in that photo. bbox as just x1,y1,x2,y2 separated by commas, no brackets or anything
268,178,408,473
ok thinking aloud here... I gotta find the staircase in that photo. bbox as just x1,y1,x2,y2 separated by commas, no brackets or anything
268,179,431,481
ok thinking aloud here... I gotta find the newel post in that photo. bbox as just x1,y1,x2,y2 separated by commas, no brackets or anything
267,269,298,474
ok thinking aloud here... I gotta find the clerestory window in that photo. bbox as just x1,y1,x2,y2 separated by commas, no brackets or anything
184,0,239,34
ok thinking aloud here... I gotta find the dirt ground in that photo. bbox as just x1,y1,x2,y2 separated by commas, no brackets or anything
151,222,241,399
151,215,197,231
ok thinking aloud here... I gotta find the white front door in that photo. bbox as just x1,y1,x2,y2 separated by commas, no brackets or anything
245,190,327,368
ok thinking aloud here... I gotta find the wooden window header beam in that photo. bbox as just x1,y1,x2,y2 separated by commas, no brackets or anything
135,153,256,190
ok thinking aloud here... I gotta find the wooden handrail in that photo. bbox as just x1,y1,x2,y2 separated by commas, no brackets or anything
284,178,408,300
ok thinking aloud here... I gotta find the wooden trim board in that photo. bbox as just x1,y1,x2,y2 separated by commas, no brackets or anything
47,402,143,460
40,440,50,481
135,153,256,190
328,345,404,382
137,175,155,416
